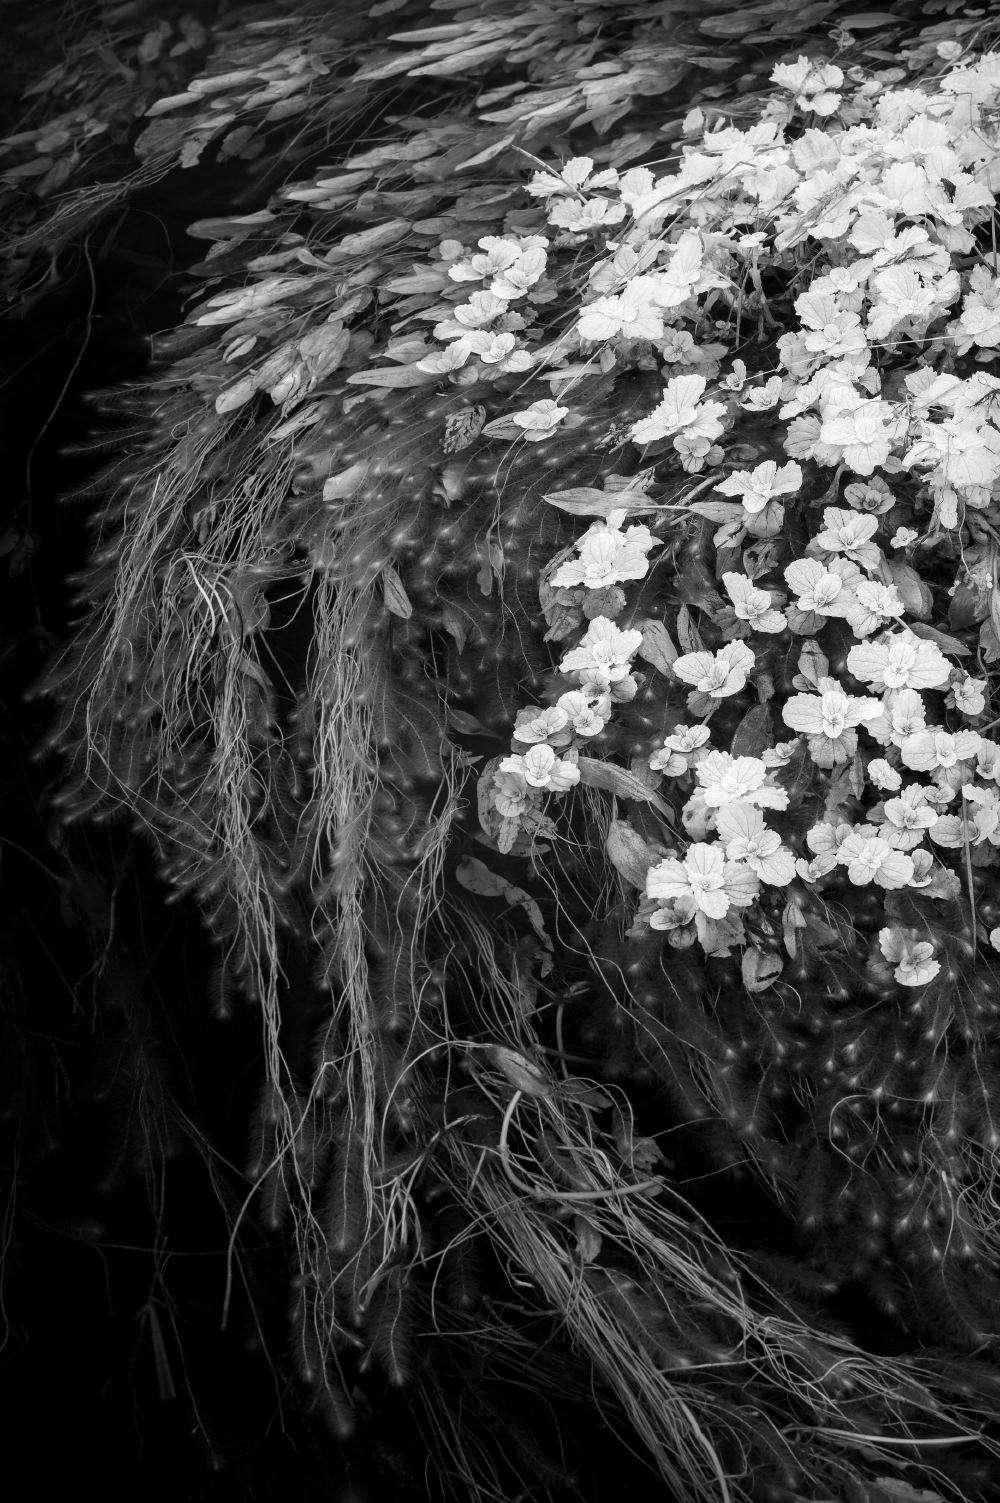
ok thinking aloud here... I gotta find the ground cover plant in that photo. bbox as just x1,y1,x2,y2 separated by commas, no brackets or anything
7,2,1000,1500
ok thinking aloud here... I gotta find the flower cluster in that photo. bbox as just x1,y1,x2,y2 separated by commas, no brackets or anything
460,45,1000,983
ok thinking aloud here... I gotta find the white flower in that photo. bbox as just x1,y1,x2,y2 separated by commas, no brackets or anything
977,740,1000,782
802,309,868,361
953,676,987,716
715,459,802,515
762,740,799,768
560,617,643,683
879,784,939,850
649,723,711,776
526,156,618,198
631,373,726,448
844,478,895,515
447,290,510,332
782,683,882,766
490,246,547,301
904,417,1000,492
417,340,473,374
493,767,531,819
715,804,795,885
878,926,940,986
865,687,927,749
868,265,939,340
499,745,580,793
819,395,901,476
805,821,854,870
646,842,759,920
929,810,978,848
722,359,748,392
783,556,860,617
555,690,608,738
846,630,951,692
900,728,981,771
672,641,755,700
890,527,918,549
771,56,843,115
843,580,905,637
770,57,813,94
510,399,569,441
722,572,786,633
695,751,788,811
461,330,534,372
739,377,783,412
578,667,637,703
513,706,571,745
448,236,522,282
551,509,656,590
837,833,915,889
642,231,704,309
549,197,627,233
991,927,1000,954
868,758,902,792
578,288,665,344
813,508,881,572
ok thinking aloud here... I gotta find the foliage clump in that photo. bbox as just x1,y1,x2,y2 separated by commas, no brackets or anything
11,2,1000,1501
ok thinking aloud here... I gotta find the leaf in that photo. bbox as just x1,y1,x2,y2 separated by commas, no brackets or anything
741,947,783,994
347,366,435,388
439,604,468,653
480,415,521,441
456,858,552,953
781,898,807,960
383,269,449,295
870,1481,946,1503
447,706,490,736
792,638,829,691
637,620,678,674
382,566,413,619
543,487,646,517
949,584,982,631
539,556,583,641
577,758,673,817
454,132,516,170
560,1079,613,1112
442,406,486,453
628,1135,662,1173
675,604,703,655
323,461,370,500
582,586,626,620
487,1044,550,1099
688,500,742,524
333,220,411,256
700,0,792,35
573,1217,603,1264
906,622,970,657
673,560,723,611
731,705,772,759
884,558,932,619
839,12,901,27
606,820,658,889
